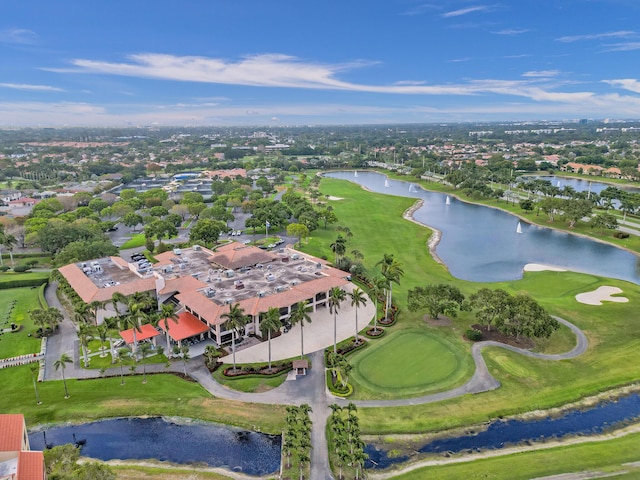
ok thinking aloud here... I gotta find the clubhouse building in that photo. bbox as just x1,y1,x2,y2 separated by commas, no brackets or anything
58,242,351,347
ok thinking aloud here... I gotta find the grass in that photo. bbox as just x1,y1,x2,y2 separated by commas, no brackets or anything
0,271,50,287
349,329,473,399
1,363,286,433
0,287,43,358
388,430,640,480
119,234,147,249
212,368,288,393
305,177,640,436
111,464,234,479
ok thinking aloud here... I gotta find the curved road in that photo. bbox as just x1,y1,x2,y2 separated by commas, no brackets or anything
41,280,588,480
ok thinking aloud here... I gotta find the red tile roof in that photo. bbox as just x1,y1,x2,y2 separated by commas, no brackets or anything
159,312,210,341
119,324,161,344
0,414,26,451
210,243,277,270
17,451,45,480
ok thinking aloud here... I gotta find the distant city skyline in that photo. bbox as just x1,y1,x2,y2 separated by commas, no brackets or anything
2,0,640,126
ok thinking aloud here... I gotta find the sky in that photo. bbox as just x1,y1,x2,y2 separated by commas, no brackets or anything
2,0,640,126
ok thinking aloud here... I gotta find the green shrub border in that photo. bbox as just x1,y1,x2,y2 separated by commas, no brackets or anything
365,327,386,339
325,371,353,397
222,365,293,380
0,275,49,289
37,283,48,308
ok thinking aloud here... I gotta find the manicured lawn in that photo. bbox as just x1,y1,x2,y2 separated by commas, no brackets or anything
0,287,43,358
119,234,147,249
307,177,640,436
112,465,232,479
350,329,473,399
388,431,640,480
212,368,288,393
0,271,50,287
0,364,286,433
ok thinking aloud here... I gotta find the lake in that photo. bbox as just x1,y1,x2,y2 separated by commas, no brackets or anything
325,171,640,284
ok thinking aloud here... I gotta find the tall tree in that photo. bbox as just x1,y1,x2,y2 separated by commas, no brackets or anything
259,307,282,371
377,254,404,323
348,287,367,343
288,301,313,358
407,283,466,320
138,342,153,383
54,353,73,399
29,363,41,405
328,287,347,354
220,303,248,372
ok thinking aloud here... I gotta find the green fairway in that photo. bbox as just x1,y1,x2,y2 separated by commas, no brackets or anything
386,430,640,480
0,287,43,358
350,329,472,399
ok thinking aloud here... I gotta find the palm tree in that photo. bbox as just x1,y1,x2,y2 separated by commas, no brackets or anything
158,303,180,350
94,324,109,357
328,287,346,354
77,323,93,367
330,235,346,264
259,307,282,371
367,276,387,333
110,291,128,321
348,287,367,344
54,353,72,399
116,348,130,385
377,254,404,323
288,301,313,358
29,363,41,405
121,298,150,361
138,342,153,383
220,303,248,372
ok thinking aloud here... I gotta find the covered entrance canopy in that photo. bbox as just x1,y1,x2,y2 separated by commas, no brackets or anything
159,312,210,346
119,323,161,345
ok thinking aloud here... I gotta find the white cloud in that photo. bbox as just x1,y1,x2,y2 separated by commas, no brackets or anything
441,6,490,18
522,70,561,78
556,30,636,43
492,28,529,35
57,52,595,103
601,42,640,52
603,79,640,93
0,83,64,92
400,4,439,16
0,28,38,45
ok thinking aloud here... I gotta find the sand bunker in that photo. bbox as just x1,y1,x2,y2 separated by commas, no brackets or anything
327,196,344,201
524,264,567,272
575,286,629,306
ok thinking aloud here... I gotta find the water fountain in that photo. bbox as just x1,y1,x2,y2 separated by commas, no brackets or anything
384,179,389,187
354,171,358,177
516,222,523,234
445,196,451,205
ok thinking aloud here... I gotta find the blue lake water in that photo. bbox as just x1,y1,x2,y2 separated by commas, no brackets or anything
325,171,640,284
365,392,640,469
29,417,281,476
526,175,640,195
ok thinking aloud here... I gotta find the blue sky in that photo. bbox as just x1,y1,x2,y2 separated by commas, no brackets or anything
2,0,640,126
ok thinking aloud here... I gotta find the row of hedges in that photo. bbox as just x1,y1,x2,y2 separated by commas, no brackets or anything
326,371,353,397
222,361,293,378
0,274,49,290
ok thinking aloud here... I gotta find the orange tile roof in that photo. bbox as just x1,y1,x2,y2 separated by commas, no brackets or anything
17,451,45,480
210,242,277,270
0,414,26,451
119,323,161,344
159,312,210,341
160,276,207,295
175,290,223,326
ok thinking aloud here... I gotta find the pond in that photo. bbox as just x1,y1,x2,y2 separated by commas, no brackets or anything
365,392,640,469
29,417,281,476
325,171,640,284
524,175,640,195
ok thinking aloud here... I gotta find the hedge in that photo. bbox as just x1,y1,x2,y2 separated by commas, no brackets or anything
0,275,49,289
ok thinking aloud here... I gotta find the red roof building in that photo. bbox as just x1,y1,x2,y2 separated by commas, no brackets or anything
158,312,210,347
0,414,46,480
119,323,161,345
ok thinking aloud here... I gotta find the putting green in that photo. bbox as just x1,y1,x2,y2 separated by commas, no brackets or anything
350,329,471,398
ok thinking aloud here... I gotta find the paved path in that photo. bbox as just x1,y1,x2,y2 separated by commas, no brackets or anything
41,279,587,479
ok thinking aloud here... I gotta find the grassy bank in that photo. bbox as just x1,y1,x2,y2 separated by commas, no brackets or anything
309,177,640,434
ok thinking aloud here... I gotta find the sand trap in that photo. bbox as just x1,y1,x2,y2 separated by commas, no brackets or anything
524,264,567,272
327,196,344,200
575,286,629,306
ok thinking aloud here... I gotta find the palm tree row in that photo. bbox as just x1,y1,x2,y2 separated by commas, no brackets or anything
282,404,313,480
328,403,368,480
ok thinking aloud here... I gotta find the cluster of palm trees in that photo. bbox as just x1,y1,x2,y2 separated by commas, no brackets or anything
329,403,368,480
373,254,404,326
282,404,312,479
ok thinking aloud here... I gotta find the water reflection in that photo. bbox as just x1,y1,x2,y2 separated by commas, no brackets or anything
29,417,281,476
325,171,640,284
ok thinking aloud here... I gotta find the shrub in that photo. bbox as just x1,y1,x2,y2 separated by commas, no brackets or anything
466,328,483,341
613,232,629,239
0,266,9,272
13,265,30,273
